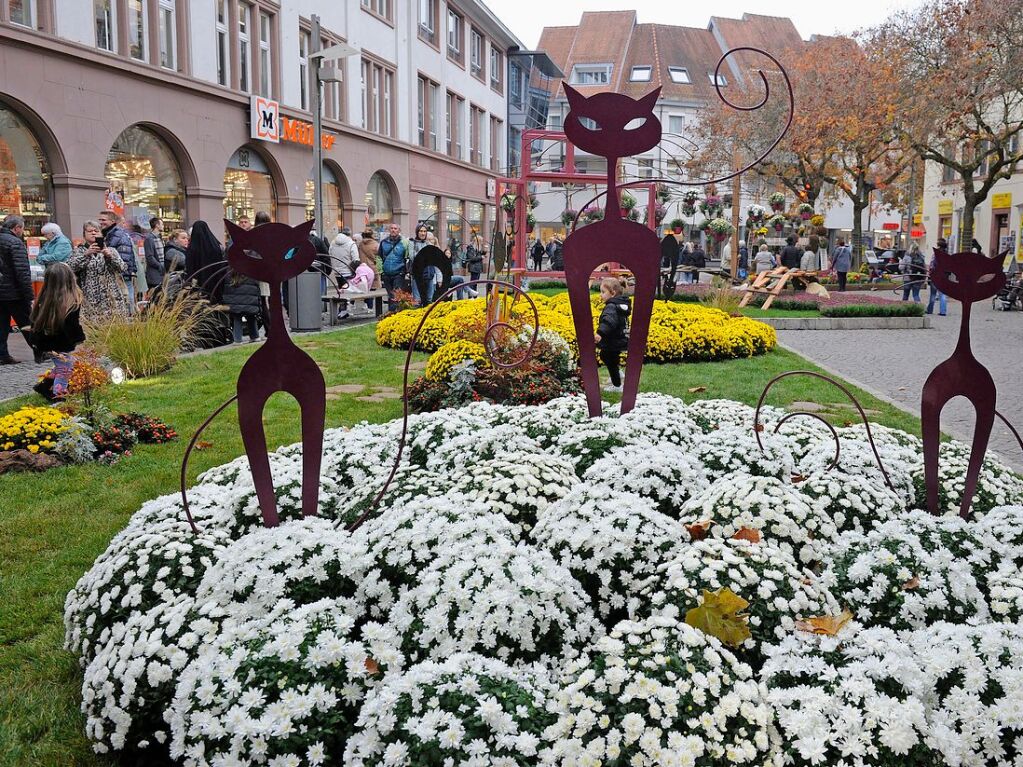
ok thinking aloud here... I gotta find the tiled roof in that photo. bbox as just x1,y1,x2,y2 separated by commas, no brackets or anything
540,10,813,105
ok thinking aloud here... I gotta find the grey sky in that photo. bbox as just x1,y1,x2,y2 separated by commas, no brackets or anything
488,1,925,48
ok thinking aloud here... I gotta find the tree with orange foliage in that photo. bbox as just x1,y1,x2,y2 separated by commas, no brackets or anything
692,38,912,259
865,0,1023,250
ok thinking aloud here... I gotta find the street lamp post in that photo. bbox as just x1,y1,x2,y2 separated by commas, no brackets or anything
308,15,359,236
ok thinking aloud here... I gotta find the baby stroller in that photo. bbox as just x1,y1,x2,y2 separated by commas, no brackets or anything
993,272,1023,311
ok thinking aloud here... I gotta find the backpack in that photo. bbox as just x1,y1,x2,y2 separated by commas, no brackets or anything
911,253,926,273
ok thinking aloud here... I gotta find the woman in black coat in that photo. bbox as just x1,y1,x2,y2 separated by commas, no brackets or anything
222,270,262,343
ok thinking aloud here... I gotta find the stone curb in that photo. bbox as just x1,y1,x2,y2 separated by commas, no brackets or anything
758,316,932,331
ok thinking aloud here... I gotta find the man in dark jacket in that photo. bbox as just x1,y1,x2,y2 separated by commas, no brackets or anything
546,236,564,270
0,215,34,364
143,217,165,290
780,236,803,269
98,210,137,283
530,238,545,271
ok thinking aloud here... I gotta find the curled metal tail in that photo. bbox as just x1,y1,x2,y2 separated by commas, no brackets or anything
180,395,238,534
754,370,894,491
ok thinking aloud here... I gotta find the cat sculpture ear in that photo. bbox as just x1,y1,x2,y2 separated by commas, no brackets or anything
638,87,661,110
294,219,316,238
224,219,248,246
563,83,584,109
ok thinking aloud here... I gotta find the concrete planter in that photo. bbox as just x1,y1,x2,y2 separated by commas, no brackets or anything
757,316,932,330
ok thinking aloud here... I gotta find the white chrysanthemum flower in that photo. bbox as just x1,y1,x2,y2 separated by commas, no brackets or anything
583,443,708,518
692,426,795,482
168,599,400,766
345,654,553,766
679,474,832,564
910,440,1023,515
796,469,906,536
544,616,776,766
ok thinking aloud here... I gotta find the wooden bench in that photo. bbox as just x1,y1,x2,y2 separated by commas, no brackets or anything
322,289,388,325
738,268,819,310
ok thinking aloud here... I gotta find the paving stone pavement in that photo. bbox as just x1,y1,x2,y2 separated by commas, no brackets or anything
0,331,49,400
778,299,1023,471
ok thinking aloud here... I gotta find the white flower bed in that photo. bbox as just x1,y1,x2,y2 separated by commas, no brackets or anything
678,474,833,565
65,394,1023,765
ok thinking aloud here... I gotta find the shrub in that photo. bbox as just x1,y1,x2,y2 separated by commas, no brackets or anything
90,423,137,456
820,302,925,318
114,412,177,443
85,284,221,377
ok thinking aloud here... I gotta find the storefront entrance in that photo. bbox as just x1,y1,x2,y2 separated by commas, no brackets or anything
105,125,185,228
224,147,277,223
0,101,53,234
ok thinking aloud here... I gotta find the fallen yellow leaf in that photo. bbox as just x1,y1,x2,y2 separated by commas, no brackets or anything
796,610,854,636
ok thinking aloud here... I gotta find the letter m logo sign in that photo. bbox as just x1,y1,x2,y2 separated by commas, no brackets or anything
251,96,280,143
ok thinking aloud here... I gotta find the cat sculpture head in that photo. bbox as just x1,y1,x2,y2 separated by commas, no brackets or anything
562,84,662,159
930,248,1005,303
223,219,317,285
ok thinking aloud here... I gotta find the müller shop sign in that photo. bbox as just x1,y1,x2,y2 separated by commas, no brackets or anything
250,96,336,150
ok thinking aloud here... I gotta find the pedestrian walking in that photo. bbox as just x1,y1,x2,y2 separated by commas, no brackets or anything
594,277,630,394
0,214,35,364
926,239,948,316
465,234,485,284
379,223,411,312
222,268,261,343
900,243,927,303
143,217,165,291
38,223,72,268
29,262,85,399
678,241,694,284
68,220,131,323
546,236,564,270
799,246,818,272
531,237,545,271
832,239,852,291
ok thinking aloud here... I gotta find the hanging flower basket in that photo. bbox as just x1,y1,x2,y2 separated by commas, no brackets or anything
582,205,604,224
707,217,734,242
645,204,667,225
526,212,536,233
656,184,672,203
560,209,579,226
798,203,814,220
669,217,685,234
699,195,723,218
747,204,766,222
768,214,787,232
501,194,517,214
768,192,786,212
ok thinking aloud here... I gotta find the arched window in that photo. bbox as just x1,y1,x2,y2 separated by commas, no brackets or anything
105,125,185,227
0,102,53,234
224,146,277,222
365,172,393,230
305,164,342,234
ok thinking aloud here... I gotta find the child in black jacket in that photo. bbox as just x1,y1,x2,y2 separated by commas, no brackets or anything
594,277,630,393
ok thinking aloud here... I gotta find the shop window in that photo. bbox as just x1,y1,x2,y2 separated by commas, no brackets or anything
305,163,342,234
0,102,53,235
445,198,464,260
105,125,185,229
224,146,276,222
466,201,483,245
8,0,36,28
94,0,115,52
159,0,176,70
418,194,439,230
365,172,393,232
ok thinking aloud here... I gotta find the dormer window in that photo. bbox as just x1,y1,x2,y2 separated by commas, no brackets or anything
629,65,651,82
709,72,728,86
571,63,612,85
668,66,690,84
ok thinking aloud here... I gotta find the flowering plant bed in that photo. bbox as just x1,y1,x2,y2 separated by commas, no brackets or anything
376,293,777,365
66,393,1023,765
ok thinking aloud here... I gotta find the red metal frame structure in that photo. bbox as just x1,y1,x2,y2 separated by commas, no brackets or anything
495,128,658,271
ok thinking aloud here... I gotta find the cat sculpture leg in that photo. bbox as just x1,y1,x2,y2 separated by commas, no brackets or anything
621,254,660,413
563,256,603,417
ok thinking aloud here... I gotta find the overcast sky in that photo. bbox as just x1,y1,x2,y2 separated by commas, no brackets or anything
487,0,924,48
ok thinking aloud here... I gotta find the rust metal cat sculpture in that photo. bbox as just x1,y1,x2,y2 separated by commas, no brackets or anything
922,248,1007,518
561,84,663,417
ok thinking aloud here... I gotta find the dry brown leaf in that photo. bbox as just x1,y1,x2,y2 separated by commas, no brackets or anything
195,440,214,451
365,658,380,676
796,610,854,636
791,473,807,483
688,386,707,393
731,527,762,543
754,423,765,432
687,519,714,541
902,576,921,591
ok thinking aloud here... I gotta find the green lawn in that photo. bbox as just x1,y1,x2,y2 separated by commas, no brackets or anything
0,323,917,766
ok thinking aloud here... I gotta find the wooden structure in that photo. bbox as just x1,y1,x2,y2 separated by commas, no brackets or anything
738,268,818,310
